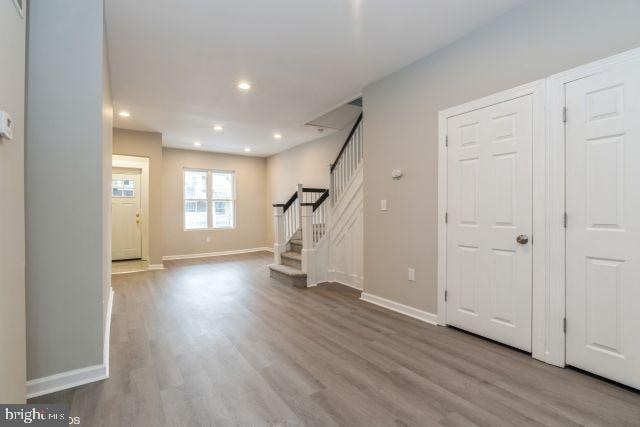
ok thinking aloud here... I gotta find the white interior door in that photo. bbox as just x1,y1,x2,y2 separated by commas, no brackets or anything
565,61,640,389
112,171,142,260
446,95,533,351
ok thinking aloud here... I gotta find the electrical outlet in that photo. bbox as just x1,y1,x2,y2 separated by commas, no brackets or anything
206,236,211,243
408,267,415,282
380,199,387,211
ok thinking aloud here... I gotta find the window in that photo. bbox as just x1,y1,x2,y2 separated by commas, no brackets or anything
112,178,135,197
183,169,235,229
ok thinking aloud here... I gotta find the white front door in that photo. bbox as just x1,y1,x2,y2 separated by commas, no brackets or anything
446,95,533,351
565,61,640,389
112,172,142,260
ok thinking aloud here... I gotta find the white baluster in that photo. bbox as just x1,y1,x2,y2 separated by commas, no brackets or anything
273,205,285,264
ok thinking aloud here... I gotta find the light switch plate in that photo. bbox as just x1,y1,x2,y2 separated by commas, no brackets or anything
0,111,13,140
408,268,415,282
380,199,387,211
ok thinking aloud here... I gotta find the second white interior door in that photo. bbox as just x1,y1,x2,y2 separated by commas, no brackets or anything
446,95,533,351
565,60,640,390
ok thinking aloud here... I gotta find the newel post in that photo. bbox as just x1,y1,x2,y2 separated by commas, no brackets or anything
300,204,314,273
273,205,285,264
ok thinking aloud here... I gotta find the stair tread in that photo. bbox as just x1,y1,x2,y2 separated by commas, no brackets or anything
269,263,306,277
290,239,302,246
281,251,301,261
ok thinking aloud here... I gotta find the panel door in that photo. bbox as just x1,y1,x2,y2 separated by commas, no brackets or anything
565,62,640,389
112,172,142,260
446,95,533,351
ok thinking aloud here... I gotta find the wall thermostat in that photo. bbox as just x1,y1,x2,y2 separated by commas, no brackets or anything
391,169,403,179
0,111,14,140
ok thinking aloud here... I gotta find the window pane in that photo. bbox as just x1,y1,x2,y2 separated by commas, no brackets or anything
184,200,208,229
112,178,135,198
184,170,207,199
212,172,233,200
213,200,234,228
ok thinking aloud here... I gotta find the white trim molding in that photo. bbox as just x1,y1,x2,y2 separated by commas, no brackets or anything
538,46,640,367
437,47,640,370
437,79,546,332
360,293,438,326
148,263,165,270
112,155,150,262
162,247,272,261
104,287,114,377
27,286,115,399
329,277,363,291
27,365,108,399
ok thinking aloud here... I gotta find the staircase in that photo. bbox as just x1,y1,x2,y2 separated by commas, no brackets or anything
269,113,363,288
269,231,306,287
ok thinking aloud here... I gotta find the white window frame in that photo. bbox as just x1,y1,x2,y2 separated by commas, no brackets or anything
183,168,236,231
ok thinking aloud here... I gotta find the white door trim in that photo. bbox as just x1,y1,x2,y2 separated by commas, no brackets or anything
437,79,546,354
438,46,640,369
112,155,150,261
543,46,640,367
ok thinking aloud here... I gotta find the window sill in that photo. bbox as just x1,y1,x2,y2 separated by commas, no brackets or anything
183,227,236,232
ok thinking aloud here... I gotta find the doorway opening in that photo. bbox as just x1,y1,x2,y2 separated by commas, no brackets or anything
112,155,150,273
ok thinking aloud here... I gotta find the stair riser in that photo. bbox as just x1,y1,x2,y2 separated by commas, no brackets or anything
270,268,307,288
289,243,302,253
282,257,301,270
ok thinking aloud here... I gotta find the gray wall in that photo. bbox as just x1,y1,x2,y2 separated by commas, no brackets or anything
162,148,268,257
363,0,640,313
265,126,351,245
113,129,163,265
26,0,112,380
0,0,26,403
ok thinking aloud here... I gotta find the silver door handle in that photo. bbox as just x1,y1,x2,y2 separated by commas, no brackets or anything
516,234,529,244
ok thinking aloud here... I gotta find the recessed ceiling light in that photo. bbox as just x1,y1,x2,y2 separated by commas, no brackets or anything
194,141,202,147
273,133,282,140
118,111,131,118
213,125,223,132
244,148,251,152
237,82,251,91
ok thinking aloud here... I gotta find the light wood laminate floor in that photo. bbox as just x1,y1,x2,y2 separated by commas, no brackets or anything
32,252,640,426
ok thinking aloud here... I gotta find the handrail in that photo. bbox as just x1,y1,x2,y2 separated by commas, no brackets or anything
274,188,327,212
330,113,363,173
312,190,329,212
283,191,298,212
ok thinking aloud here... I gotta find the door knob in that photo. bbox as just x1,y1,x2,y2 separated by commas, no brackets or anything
516,234,529,244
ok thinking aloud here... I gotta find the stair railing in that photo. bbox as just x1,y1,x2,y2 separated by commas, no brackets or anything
300,188,329,272
272,186,328,266
330,113,363,205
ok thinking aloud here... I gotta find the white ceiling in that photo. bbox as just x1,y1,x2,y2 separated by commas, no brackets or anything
105,0,525,156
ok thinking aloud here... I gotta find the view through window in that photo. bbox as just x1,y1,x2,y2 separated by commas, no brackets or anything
184,169,235,229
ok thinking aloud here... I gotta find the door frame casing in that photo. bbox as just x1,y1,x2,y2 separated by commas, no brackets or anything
543,46,640,367
438,47,640,369
437,80,548,360
112,155,150,262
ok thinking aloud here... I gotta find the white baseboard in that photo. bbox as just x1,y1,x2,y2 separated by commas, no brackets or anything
331,279,363,291
328,270,364,291
27,288,115,399
104,287,114,377
148,263,165,270
360,292,438,326
26,364,108,399
162,247,272,261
